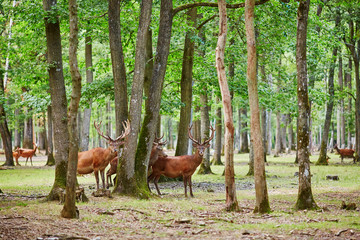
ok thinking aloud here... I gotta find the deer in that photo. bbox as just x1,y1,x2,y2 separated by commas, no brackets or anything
148,125,215,197
77,120,130,190
334,144,356,164
12,148,23,166
106,135,168,189
14,143,37,166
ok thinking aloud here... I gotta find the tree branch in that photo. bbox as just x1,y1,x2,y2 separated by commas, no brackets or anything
173,0,270,16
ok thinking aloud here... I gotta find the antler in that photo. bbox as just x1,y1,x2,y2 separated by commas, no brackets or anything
202,125,215,145
188,124,201,145
154,134,167,145
94,121,111,141
114,119,131,142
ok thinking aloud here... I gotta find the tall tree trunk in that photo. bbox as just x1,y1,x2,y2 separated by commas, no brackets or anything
281,114,287,151
260,62,268,160
61,0,82,219
274,111,281,156
23,115,33,149
135,0,173,193
316,13,339,165
267,110,272,154
80,33,93,151
114,0,153,197
212,99,223,165
46,105,55,166
245,0,270,213
237,108,242,153
338,54,346,148
198,88,212,174
345,58,353,148
167,117,174,149
295,0,317,210
14,108,21,148
240,108,249,153
43,0,69,201
0,71,13,166
175,7,197,157
216,0,238,211
108,0,128,136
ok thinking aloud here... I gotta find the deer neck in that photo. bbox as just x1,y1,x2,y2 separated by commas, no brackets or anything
194,150,204,164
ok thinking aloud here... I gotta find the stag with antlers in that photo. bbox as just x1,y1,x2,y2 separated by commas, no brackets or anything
148,125,215,197
77,120,130,190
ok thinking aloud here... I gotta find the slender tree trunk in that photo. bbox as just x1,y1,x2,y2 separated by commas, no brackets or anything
14,108,21,148
46,105,55,166
175,7,197,157
345,58,353,148
80,33,93,151
267,110,272,154
295,0,317,210
23,115,33,149
216,0,239,211
0,71,13,166
135,0,173,193
212,99,223,165
274,111,281,157
108,0,128,137
61,0,82,218
245,0,270,213
240,108,249,153
316,20,339,165
237,108,242,153
281,114,287,152
43,0,69,201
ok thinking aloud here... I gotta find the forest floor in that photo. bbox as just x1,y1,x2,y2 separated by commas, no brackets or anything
1,152,360,240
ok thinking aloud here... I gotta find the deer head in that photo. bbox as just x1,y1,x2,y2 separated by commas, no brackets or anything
94,119,130,153
188,124,215,156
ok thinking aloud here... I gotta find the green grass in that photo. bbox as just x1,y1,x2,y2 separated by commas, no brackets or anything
1,152,360,239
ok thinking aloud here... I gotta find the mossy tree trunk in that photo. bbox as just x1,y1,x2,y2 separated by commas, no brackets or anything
295,0,318,210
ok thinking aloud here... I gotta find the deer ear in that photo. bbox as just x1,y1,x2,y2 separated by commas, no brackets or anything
192,143,198,148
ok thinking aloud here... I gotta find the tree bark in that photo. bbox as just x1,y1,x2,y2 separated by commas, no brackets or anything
23,114,33,149
345,58,353,148
175,7,197,157
80,33,93,151
216,0,239,211
108,0,128,136
212,99,223,165
240,108,249,153
135,0,173,194
0,70,13,166
295,0,317,210
61,0,82,219
14,108,21,148
114,0,152,197
46,105,55,166
245,0,270,213
43,0,69,201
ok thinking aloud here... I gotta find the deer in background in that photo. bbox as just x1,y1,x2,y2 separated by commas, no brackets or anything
13,143,37,166
106,135,168,189
334,144,356,164
148,125,215,197
77,120,130,190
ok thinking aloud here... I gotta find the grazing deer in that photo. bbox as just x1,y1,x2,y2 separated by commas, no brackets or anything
14,143,37,166
334,144,356,164
77,120,130,190
148,125,215,197
106,136,168,189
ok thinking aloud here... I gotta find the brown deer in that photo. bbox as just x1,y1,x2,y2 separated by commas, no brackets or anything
148,125,215,197
14,143,37,166
334,144,356,163
77,120,130,190
106,135,168,189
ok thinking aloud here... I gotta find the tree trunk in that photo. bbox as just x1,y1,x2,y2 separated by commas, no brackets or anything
14,108,22,148
216,0,239,211
245,0,270,213
316,13,339,165
23,115,33,149
281,114,287,152
0,71,13,166
61,0,82,219
345,58,353,149
198,89,213,174
108,0,128,137
240,108,249,153
135,0,173,194
212,99,223,165
80,33,93,151
46,105,55,166
43,0,69,201
175,7,197,157
267,110,272,154
295,0,317,210
274,111,281,157
114,0,152,197
246,140,254,176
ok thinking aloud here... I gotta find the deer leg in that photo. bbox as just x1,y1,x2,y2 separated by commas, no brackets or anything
147,173,155,193
30,157,33,166
154,175,162,195
188,176,194,197
25,157,28,166
106,171,111,189
183,176,188,198
100,170,106,189
94,170,100,190
15,157,20,166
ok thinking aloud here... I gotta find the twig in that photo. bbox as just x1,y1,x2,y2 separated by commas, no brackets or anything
113,208,150,216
